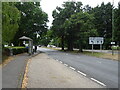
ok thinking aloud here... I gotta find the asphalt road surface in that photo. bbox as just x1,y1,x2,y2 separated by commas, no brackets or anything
38,47,119,88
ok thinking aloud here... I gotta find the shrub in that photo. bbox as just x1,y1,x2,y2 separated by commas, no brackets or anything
5,46,28,55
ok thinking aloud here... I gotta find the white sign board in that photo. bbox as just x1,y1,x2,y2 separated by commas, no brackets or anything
111,42,115,44
89,37,104,44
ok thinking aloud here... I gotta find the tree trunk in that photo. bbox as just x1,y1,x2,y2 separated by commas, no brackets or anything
79,40,83,52
61,36,64,50
67,38,73,51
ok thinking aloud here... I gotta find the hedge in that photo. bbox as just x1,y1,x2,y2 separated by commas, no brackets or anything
5,46,28,55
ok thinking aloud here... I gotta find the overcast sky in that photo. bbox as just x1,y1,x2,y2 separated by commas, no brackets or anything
40,0,119,27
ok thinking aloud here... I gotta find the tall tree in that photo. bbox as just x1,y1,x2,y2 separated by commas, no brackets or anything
2,2,20,44
92,2,113,49
114,2,120,46
52,1,83,50
64,12,97,51
13,2,48,45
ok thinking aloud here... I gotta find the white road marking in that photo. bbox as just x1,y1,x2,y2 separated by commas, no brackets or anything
77,71,86,76
60,61,63,63
91,78,106,86
69,66,75,70
64,64,68,66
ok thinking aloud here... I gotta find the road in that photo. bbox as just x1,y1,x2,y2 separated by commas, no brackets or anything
38,47,119,88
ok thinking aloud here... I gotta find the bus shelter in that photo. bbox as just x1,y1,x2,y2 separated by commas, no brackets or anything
19,36,33,55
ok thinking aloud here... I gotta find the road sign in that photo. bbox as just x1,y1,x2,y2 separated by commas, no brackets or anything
111,42,115,44
89,37,104,44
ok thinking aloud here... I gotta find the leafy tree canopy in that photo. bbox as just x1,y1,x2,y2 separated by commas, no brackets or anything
2,2,21,44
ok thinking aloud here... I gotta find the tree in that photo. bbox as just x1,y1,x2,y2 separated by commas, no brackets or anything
52,1,83,50
83,5,92,13
64,12,97,51
91,2,113,49
2,2,20,44
13,2,48,45
114,2,120,46
38,30,53,46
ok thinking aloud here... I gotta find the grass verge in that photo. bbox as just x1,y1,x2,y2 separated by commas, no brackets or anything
82,51,119,61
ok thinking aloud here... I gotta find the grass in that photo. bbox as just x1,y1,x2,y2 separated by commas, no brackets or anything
111,46,120,50
83,51,104,57
82,51,119,61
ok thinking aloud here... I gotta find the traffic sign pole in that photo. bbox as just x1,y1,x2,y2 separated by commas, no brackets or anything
92,44,93,54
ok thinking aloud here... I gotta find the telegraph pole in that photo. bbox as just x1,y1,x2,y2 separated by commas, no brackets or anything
112,0,114,55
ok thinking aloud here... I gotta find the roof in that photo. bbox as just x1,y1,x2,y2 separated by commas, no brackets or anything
19,36,32,40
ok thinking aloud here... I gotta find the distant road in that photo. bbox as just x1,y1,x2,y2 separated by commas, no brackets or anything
38,47,119,88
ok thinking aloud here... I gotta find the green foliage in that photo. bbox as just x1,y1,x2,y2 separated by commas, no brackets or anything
114,2,120,45
52,1,97,51
52,1,83,50
5,46,28,55
13,2,48,46
64,12,97,51
2,2,21,44
51,1,120,51
91,2,113,49
38,30,53,46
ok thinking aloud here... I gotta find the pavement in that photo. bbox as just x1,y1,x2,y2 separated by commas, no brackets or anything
37,47,119,88
2,51,40,88
2,53,29,88
27,53,104,88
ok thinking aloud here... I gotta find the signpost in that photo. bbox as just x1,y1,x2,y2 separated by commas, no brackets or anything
89,37,104,54
111,42,115,55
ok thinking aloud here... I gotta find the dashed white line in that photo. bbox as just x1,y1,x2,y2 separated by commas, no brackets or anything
90,78,106,86
60,61,63,63
55,59,106,87
77,71,87,76
64,64,68,66
69,66,75,70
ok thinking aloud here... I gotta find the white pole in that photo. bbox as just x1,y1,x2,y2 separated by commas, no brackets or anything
92,44,93,54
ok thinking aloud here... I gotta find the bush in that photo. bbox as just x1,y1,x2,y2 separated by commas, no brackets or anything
5,46,28,55
2,48,10,62
12,48,28,55
111,46,120,50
